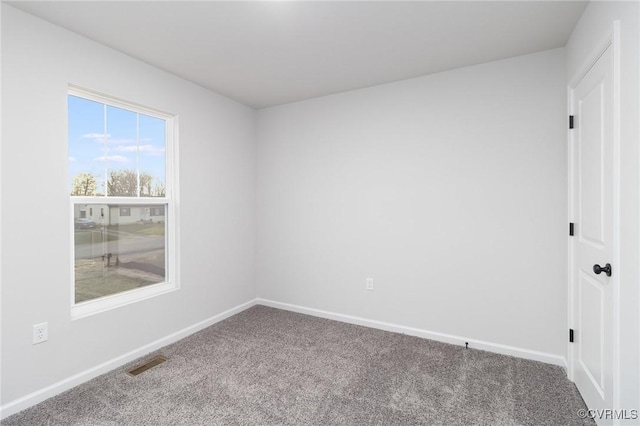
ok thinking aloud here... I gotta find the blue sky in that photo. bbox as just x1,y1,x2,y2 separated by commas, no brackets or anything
68,95,166,195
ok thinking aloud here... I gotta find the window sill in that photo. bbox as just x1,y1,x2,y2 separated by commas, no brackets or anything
71,281,178,320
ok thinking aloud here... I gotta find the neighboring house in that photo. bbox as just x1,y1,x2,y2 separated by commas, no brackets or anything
74,204,109,225
74,204,165,225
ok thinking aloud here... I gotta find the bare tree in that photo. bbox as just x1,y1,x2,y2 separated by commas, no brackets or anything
153,182,166,197
106,169,162,197
71,173,97,196
107,170,137,196
140,172,153,196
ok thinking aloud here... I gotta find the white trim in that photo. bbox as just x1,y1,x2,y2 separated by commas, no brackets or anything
71,197,171,205
0,297,568,419
0,3,4,412
567,83,575,381
568,31,614,90
611,20,621,420
68,85,173,120
0,299,257,420
71,280,178,320
256,298,568,370
68,87,179,318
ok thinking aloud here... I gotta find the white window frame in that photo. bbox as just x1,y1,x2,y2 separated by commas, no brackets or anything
69,85,180,319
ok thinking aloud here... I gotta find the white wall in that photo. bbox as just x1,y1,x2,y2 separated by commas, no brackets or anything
1,5,256,406
566,1,640,414
256,49,567,357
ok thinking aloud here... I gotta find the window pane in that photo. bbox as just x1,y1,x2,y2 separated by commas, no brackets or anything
105,105,138,196
74,203,167,303
138,114,166,197
68,96,167,198
68,95,106,196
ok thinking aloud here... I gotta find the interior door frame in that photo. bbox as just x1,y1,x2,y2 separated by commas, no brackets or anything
567,21,621,414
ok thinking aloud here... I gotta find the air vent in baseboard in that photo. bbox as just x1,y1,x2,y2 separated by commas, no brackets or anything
127,355,167,377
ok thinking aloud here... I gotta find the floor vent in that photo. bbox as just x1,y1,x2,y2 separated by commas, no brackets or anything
127,355,167,377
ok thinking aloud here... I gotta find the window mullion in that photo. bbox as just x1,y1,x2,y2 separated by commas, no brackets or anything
104,104,109,197
136,113,140,197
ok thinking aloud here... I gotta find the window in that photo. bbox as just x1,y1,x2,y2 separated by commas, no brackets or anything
69,86,177,318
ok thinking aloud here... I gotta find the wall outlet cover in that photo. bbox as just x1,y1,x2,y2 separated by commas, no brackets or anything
366,278,374,291
33,322,48,345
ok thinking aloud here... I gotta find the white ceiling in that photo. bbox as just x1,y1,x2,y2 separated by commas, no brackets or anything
8,1,587,109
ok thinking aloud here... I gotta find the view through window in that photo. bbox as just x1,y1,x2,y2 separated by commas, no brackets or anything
69,89,173,304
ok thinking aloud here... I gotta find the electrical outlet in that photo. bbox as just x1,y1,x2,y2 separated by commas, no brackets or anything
366,278,374,291
33,322,48,345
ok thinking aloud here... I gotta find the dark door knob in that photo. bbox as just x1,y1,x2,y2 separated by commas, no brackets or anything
593,263,612,277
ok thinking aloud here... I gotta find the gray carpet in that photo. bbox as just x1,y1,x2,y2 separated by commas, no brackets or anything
3,305,593,425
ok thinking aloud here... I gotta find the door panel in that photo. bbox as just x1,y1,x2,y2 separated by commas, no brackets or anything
571,45,614,420
578,270,604,397
578,84,605,246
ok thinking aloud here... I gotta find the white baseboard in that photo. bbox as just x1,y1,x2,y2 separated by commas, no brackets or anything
257,298,568,370
2,297,568,420
0,298,258,420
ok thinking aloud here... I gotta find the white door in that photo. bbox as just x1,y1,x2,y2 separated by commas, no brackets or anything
570,45,615,416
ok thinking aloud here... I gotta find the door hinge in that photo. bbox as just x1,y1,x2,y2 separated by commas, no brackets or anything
569,329,574,343
569,115,574,129
569,222,574,236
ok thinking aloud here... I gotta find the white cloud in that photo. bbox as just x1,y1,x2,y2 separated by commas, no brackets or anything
68,157,76,162
113,145,138,152
113,144,165,155
82,134,152,145
82,133,111,139
108,137,152,145
93,155,130,163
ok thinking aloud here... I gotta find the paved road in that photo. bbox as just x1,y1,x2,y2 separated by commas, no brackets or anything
75,230,164,260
